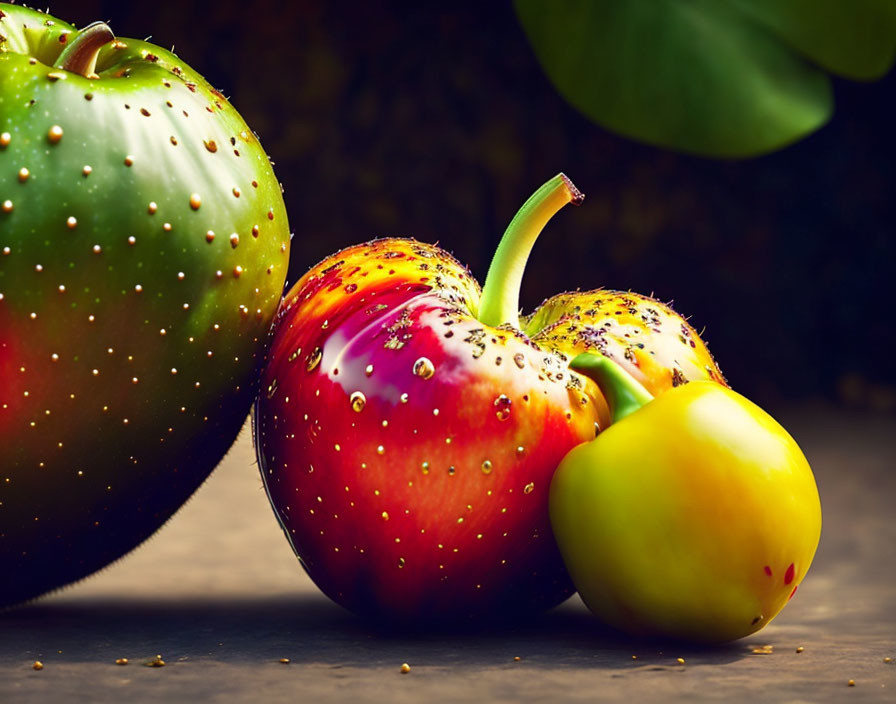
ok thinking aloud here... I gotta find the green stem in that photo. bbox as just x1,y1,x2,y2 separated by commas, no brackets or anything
478,173,583,329
53,22,115,78
570,353,654,423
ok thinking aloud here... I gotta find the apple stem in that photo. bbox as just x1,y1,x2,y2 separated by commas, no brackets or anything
54,22,115,78
569,353,654,423
478,173,584,329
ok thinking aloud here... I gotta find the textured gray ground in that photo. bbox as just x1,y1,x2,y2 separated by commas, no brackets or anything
1,403,894,703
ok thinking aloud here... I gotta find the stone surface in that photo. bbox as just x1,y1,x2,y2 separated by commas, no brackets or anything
1,403,894,702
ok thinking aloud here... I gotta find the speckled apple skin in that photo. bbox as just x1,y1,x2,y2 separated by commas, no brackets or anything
0,5,289,606
254,238,724,622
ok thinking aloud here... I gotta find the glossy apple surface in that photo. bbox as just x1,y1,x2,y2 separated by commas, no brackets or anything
550,355,822,642
254,175,724,622
0,5,289,606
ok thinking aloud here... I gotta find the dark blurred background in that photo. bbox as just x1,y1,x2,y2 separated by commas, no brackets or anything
44,0,896,410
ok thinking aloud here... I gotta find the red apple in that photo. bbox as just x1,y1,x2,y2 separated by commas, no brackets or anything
253,174,724,622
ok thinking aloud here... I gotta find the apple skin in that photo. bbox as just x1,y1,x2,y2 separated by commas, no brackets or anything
0,6,289,606
550,379,822,643
525,290,726,399
254,237,725,622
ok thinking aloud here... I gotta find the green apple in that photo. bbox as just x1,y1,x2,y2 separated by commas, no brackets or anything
0,5,289,606
550,353,822,642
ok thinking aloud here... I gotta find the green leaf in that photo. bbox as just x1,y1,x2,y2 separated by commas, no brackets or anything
515,0,896,158
733,0,896,81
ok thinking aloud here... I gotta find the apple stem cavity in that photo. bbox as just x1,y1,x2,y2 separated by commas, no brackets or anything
569,353,654,423
54,22,115,78
478,173,584,330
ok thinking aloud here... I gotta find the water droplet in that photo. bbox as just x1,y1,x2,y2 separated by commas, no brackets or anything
524,482,534,494
350,391,366,412
516,446,525,456
494,395,511,421
421,462,430,475
266,379,278,399
397,557,405,569
306,347,322,371
413,357,435,379
513,353,526,369
381,511,389,521
481,460,493,475
47,125,63,143
400,393,409,403
447,466,456,475
365,364,374,377
376,445,385,455
288,347,301,362
189,193,201,210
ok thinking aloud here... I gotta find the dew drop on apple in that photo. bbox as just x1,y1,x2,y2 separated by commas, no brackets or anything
306,347,322,372
481,460,493,475
349,391,366,412
412,357,435,379
494,395,511,421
